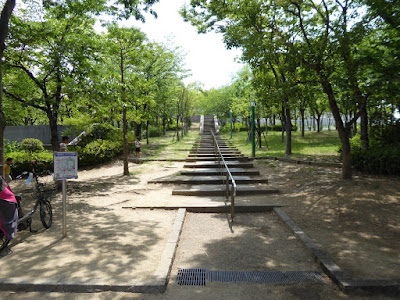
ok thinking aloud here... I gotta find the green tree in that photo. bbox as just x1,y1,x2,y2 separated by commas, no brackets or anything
3,9,98,150
181,0,375,179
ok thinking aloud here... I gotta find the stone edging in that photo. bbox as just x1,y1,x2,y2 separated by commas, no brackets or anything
152,208,186,292
273,207,400,296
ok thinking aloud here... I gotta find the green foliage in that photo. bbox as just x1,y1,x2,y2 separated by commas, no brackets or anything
148,126,164,137
74,139,123,166
4,140,19,153
220,123,298,132
351,143,400,175
78,123,123,147
6,151,53,177
350,125,400,175
20,138,44,152
369,124,400,145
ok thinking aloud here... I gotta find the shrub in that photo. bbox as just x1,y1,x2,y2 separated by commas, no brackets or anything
76,123,123,147
350,134,400,175
6,151,53,177
77,139,123,166
20,138,44,152
148,126,164,137
4,140,19,153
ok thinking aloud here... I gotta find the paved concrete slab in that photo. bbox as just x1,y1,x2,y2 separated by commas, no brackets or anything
172,185,279,196
148,175,268,185
180,168,260,176
184,161,254,168
0,208,184,293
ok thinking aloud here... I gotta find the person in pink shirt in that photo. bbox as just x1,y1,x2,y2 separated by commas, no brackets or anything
0,176,18,240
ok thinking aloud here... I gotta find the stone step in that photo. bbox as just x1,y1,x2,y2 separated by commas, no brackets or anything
191,148,240,152
148,175,268,185
188,153,244,157
185,157,249,162
184,161,254,168
180,168,260,176
192,146,235,150
172,185,279,196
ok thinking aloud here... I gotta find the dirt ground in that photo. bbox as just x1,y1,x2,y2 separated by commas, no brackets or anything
3,140,399,299
9,155,399,281
253,159,400,280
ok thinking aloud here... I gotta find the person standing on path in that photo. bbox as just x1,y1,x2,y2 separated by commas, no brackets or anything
60,136,69,152
135,138,141,159
4,158,13,183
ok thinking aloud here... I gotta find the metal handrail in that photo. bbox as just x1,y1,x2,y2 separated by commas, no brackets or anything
200,115,204,133
210,130,236,221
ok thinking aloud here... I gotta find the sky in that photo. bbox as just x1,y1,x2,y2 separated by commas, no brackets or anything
127,0,244,90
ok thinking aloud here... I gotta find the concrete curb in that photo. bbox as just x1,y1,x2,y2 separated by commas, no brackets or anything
0,208,187,294
273,207,400,297
151,208,186,293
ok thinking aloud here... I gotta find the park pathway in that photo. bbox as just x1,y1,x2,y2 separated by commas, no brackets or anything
150,115,279,199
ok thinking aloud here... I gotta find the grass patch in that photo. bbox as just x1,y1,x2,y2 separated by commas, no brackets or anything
140,128,200,159
222,130,341,162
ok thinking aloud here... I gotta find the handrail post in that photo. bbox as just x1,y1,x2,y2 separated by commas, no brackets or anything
226,172,229,201
231,186,235,221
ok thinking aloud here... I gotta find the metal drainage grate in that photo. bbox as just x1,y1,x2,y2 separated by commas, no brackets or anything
176,269,325,286
177,269,207,286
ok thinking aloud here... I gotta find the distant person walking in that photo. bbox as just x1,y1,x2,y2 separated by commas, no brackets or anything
135,138,141,159
4,158,13,183
60,136,69,152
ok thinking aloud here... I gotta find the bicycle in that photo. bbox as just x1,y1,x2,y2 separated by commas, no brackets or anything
0,161,53,252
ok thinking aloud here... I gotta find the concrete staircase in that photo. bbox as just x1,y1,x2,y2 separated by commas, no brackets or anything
149,115,279,197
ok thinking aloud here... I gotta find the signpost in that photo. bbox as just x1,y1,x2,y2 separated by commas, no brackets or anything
54,152,78,237
251,101,256,158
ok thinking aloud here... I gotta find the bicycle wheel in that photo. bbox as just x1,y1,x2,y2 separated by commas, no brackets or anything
40,200,52,229
0,231,10,252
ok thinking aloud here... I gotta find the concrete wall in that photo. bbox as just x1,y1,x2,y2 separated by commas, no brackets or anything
4,125,74,145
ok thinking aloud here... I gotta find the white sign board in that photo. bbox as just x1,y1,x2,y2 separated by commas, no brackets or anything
54,152,78,180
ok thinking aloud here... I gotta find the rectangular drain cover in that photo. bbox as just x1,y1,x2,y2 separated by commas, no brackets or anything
177,269,325,286
177,269,206,286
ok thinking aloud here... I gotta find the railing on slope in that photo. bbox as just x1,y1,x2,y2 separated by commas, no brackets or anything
200,115,204,134
213,115,219,133
211,130,236,222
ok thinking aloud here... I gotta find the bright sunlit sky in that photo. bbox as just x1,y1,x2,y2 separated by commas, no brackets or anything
126,0,244,89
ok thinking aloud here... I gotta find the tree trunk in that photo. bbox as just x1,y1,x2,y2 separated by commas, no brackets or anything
280,106,285,143
284,107,292,156
176,116,180,141
317,113,322,132
257,117,262,148
135,122,142,139
0,0,16,176
48,110,59,152
146,120,149,144
300,108,305,137
162,118,166,135
318,72,352,179
123,106,129,175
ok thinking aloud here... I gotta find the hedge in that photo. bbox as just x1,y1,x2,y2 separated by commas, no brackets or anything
350,134,400,175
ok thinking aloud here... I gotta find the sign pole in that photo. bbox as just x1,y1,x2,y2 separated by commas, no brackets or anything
54,152,78,239
251,102,256,158
62,179,67,237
